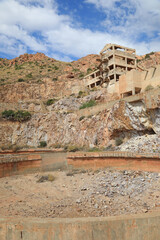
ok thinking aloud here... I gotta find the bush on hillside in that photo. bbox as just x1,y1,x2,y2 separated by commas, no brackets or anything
18,78,24,82
2,110,31,122
79,100,96,109
145,85,154,92
46,98,57,106
115,138,123,146
38,141,47,148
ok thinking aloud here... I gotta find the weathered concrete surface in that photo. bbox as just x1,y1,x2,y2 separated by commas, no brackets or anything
0,154,42,178
68,152,160,172
0,212,160,240
40,152,67,171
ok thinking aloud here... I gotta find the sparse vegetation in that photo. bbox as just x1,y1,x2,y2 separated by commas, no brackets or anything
46,98,57,106
37,79,43,83
26,73,33,78
79,100,96,109
1,144,21,152
53,143,63,149
87,68,93,74
88,147,101,152
38,141,47,148
79,116,85,121
64,145,81,152
115,137,123,146
18,78,24,82
77,91,88,98
53,66,59,70
52,77,58,81
145,85,154,91
2,110,31,122
73,68,79,72
15,64,23,70
37,174,55,183
79,73,84,78
145,54,151,60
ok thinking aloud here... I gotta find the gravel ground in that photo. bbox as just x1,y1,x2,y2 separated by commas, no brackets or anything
118,134,160,153
0,168,160,218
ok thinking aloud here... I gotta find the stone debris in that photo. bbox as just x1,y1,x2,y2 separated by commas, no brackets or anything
0,169,159,218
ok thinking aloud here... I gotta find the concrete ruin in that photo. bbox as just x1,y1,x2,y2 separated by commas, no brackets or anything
84,43,160,97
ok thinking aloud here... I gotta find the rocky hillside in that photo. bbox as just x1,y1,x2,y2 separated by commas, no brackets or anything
0,53,100,86
0,89,159,153
137,51,160,69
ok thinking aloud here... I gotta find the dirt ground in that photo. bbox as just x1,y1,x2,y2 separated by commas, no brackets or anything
0,168,160,218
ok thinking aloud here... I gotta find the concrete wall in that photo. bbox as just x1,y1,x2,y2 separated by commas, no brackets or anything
67,151,160,172
0,212,160,240
118,65,160,96
119,70,142,95
0,154,42,178
40,152,67,171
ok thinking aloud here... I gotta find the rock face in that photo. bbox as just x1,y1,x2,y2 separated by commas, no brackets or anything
137,52,160,69
0,94,159,153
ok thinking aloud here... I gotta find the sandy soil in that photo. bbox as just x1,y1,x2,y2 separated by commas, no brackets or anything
0,168,160,218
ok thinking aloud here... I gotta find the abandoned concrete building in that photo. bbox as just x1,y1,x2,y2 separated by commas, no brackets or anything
83,43,160,97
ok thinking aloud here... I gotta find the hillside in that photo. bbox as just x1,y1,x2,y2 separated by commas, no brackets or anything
137,51,160,69
0,53,100,86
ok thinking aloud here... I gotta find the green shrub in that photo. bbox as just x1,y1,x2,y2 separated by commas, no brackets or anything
39,141,47,148
46,98,56,106
18,78,24,82
88,147,101,152
115,138,123,146
53,66,59,70
79,73,84,78
2,110,31,122
77,91,88,98
15,64,22,70
26,73,32,78
137,59,141,63
64,145,80,152
145,85,154,92
87,68,92,74
79,100,96,109
79,116,85,121
52,77,58,81
48,69,52,72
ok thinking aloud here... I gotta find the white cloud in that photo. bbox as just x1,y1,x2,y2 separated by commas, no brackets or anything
0,0,160,60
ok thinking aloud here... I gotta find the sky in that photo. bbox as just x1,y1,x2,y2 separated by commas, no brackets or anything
0,0,160,61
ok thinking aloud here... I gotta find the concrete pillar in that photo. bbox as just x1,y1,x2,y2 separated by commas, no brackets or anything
132,88,135,95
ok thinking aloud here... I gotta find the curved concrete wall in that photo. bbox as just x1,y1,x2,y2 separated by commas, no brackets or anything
0,212,160,240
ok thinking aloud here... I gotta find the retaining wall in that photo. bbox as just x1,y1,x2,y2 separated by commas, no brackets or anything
68,151,160,172
0,154,42,178
0,212,160,240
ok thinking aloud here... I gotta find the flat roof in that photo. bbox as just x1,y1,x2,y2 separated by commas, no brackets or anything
100,43,136,54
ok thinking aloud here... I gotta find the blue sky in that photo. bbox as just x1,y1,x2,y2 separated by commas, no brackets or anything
0,0,160,61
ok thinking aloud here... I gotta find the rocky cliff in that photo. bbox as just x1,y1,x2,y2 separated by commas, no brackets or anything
0,89,159,153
